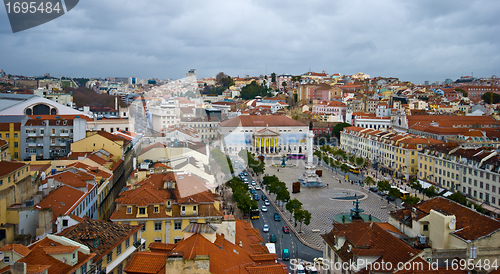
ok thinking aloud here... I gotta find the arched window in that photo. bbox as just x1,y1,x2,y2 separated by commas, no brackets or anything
32,104,50,115
50,108,57,115
25,108,32,115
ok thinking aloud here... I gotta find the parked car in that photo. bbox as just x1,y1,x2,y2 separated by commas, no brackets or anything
251,181,256,186
386,196,395,201
369,187,378,192
282,225,290,233
261,206,267,212
262,194,267,200
263,224,269,232
253,194,259,200
255,185,261,190
274,213,281,221
270,234,277,243
264,200,270,206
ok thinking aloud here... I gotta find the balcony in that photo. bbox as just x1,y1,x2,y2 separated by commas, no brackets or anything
28,142,37,147
27,132,37,137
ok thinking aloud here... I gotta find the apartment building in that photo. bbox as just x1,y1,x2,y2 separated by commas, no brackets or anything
110,172,223,247
20,115,87,160
418,144,500,213
180,116,220,142
340,126,443,179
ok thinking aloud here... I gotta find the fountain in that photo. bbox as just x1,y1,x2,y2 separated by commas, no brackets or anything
333,195,381,223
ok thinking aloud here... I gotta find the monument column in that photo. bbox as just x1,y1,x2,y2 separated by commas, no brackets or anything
307,131,314,166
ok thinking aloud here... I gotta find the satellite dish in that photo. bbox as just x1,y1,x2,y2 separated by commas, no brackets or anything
451,218,456,223
0,251,4,260
347,245,352,252
448,222,455,230
170,137,175,142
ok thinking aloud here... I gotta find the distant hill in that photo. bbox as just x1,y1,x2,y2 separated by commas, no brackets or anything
65,87,115,108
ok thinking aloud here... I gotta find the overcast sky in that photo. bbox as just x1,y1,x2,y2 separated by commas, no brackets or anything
1,0,499,84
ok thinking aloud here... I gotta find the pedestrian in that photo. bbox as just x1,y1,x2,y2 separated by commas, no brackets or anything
327,184,329,188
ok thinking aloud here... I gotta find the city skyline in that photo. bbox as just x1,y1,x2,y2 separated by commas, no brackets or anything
1,0,499,84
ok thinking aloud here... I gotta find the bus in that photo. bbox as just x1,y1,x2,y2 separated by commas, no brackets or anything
345,163,360,174
287,153,306,159
251,209,260,219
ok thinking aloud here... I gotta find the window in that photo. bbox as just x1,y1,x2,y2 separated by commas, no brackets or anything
126,238,130,248
14,133,18,138
80,263,87,274
126,207,132,214
4,256,9,263
154,238,162,243
139,222,146,232
154,206,159,213
174,237,182,243
107,253,112,263
5,133,9,138
174,221,182,230
138,207,146,215
154,222,162,231
423,224,428,231
117,244,121,255
63,219,68,227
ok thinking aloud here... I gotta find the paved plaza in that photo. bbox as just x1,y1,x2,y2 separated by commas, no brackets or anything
262,157,400,250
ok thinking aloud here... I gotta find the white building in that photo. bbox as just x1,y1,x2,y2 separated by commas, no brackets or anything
148,99,181,133
218,115,309,155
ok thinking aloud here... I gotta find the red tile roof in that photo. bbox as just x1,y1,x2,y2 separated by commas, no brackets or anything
35,185,85,221
0,161,28,178
0,243,31,257
123,252,168,274
413,197,500,241
219,115,307,128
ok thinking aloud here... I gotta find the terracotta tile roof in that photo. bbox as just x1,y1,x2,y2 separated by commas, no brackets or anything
57,218,142,261
413,197,500,241
21,237,95,274
321,222,421,272
96,130,129,142
42,245,79,254
47,170,91,188
0,161,28,177
219,115,307,128
138,142,167,156
26,264,51,273
0,243,31,257
35,185,85,221
123,252,168,274
148,242,176,253
246,263,288,274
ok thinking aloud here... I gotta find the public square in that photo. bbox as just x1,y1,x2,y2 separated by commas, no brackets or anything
261,157,400,250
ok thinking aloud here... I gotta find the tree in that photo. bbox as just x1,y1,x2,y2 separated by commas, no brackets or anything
364,176,376,186
271,73,276,83
340,164,349,175
294,208,305,231
286,198,302,221
276,187,290,210
332,123,352,139
240,81,270,100
448,192,468,205
216,72,228,86
303,210,312,228
377,180,391,192
481,92,500,104
388,188,401,199
210,148,232,176
282,81,287,91
423,186,438,198
409,178,422,191
402,195,421,206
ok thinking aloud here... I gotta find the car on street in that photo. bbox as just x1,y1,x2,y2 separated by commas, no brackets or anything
243,178,248,182
263,224,269,232
251,181,256,186
251,189,256,194
282,249,290,260
386,196,395,201
264,200,270,206
261,206,267,212
244,172,248,176
274,213,281,221
255,185,261,190
262,194,267,200
253,194,259,200
369,187,378,192
282,225,290,233
270,234,277,243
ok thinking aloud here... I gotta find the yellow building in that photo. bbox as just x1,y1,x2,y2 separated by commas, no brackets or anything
71,131,127,160
0,122,21,160
0,161,31,247
110,172,223,247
